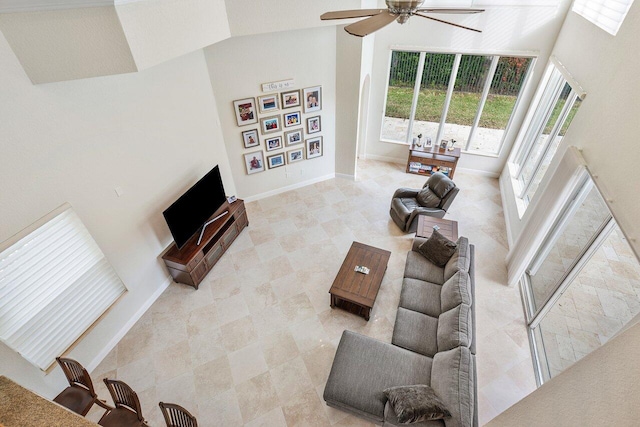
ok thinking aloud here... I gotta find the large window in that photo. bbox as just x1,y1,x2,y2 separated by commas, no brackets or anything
511,62,583,211
0,205,126,371
521,175,640,382
381,50,533,155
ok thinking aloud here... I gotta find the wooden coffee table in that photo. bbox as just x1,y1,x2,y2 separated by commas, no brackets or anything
416,215,459,241
329,242,391,321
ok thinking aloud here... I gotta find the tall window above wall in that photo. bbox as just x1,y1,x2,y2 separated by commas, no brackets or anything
573,0,635,35
380,50,534,155
511,60,585,212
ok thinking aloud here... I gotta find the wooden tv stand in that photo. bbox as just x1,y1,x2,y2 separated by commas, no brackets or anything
161,199,248,289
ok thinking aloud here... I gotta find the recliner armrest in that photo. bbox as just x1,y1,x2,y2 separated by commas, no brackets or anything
392,188,419,199
406,207,446,231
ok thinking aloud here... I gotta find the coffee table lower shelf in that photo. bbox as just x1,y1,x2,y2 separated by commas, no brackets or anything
330,295,372,321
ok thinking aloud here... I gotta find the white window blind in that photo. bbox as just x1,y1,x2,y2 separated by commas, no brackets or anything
0,206,126,371
572,0,635,35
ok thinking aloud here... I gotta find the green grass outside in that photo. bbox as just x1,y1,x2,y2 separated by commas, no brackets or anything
385,86,578,133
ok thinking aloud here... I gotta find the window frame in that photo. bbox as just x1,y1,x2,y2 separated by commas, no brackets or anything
510,59,586,211
379,48,536,156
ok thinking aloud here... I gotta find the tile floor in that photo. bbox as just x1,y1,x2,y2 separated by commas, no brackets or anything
539,225,640,378
86,160,536,426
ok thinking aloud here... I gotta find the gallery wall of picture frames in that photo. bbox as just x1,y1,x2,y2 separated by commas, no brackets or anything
234,85,323,175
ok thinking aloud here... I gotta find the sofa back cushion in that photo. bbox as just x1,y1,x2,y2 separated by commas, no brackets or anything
440,271,472,313
431,347,474,427
437,304,472,352
444,237,471,282
416,187,441,208
427,172,456,199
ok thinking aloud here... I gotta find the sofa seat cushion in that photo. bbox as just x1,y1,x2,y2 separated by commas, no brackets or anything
324,330,433,422
441,271,472,313
399,278,442,318
384,401,446,427
444,237,471,282
437,304,472,352
431,347,475,427
392,308,439,357
404,251,445,285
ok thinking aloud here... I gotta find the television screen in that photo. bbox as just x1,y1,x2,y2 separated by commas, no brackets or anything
163,165,227,250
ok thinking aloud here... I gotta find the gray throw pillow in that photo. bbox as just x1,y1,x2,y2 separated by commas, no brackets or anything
415,187,441,208
384,384,452,423
417,229,457,267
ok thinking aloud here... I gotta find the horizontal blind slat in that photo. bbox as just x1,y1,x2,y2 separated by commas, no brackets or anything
0,207,127,371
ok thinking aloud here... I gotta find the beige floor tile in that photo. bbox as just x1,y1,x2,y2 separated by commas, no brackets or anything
216,293,251,326
281,388,331,427
116,355,155,393
260,329,300,369
198,388,243,426
269,356,314,404
235,371,280,423
193,355,234,400
289,316,331,353
220,315,258,352
244,407,288,427
152,340,192,384
229,343,269,385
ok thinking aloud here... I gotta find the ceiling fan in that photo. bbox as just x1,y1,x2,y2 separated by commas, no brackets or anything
321,0,484,37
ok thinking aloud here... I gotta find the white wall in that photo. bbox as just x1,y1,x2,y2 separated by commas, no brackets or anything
223,0,362,37
0,6,137,84
486,320,640,426
115,0,231,70
502,1,640,257
0,31,234,395
335,25,364,178
203,27,336,200
363,3,572,175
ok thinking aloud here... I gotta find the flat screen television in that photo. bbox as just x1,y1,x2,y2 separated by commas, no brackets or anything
163,165,227,250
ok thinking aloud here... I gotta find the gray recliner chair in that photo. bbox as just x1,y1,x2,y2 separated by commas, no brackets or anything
390,172,459,233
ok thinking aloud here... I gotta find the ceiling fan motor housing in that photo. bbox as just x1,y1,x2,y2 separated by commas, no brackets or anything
386,0,425,24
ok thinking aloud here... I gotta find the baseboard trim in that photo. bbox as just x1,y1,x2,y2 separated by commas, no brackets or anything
87,276,171,372
242,173,336,203
335,173,355,181
499,173,515,248
457,167,500,178
365,154,405,164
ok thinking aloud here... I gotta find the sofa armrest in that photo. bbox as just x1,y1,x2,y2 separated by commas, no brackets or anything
392,187,420,199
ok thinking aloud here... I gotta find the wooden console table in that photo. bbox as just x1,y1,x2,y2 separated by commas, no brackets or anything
161,199,248,289
406,144,461,179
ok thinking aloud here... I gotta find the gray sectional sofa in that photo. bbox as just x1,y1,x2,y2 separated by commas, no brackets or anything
323,236,477,427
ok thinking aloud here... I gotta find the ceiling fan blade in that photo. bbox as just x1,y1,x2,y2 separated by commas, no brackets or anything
345,11,398,37
416,8,485,14
414,13,482,33
321,9,387,20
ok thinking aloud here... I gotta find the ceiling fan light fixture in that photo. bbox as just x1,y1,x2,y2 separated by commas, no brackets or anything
397,14,410,24
386,0,425,14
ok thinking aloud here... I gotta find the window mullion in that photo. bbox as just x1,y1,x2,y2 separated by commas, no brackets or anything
435,54,462,145
406,52,427,143
515,75,565,181
465,55,500,151
519,91,578,199
514,68,564,173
